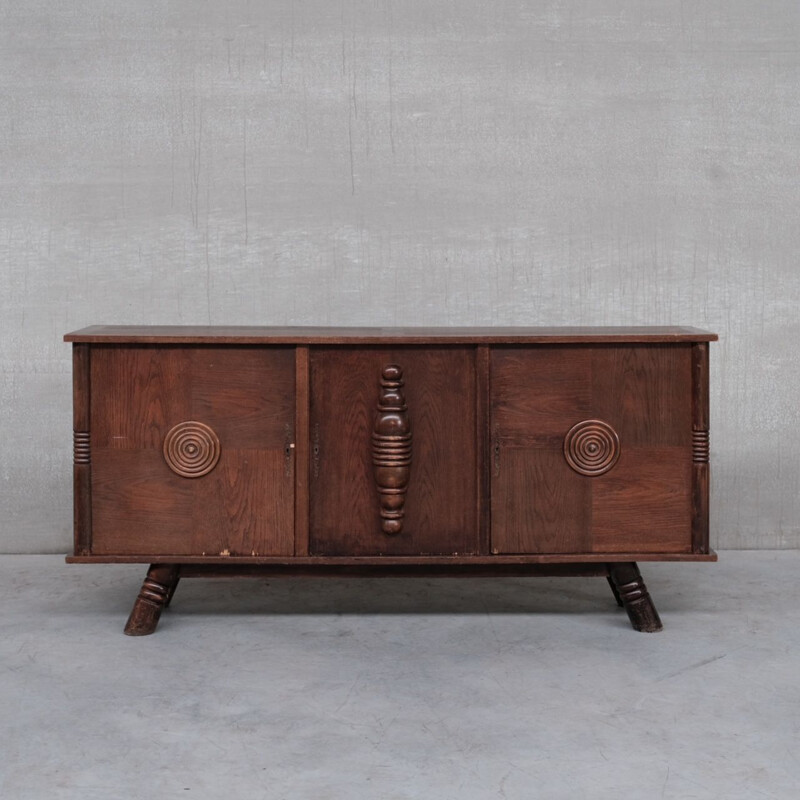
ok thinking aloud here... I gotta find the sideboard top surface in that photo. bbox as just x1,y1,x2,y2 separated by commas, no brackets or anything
65,325,717,344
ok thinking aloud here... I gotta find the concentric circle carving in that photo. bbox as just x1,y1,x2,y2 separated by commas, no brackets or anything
163,421,220,478
563,419,620,477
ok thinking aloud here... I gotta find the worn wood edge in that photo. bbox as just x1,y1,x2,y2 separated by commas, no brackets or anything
64,326,719,344
294,346,310,556
173,564,611,578
66,550,718,565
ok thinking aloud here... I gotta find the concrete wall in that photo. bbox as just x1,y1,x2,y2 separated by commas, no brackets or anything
1,1,798,552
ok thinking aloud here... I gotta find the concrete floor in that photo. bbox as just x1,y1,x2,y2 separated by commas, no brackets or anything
1,553,798,799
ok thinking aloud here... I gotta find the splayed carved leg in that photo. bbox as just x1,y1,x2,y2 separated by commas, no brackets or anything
124,564,180,636
606,575,624,607
607,562,663,633
164,572,181,607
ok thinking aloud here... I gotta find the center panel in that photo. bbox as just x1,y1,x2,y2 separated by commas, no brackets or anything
309,347,478,556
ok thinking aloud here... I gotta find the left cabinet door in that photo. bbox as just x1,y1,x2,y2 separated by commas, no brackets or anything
89,346,295,557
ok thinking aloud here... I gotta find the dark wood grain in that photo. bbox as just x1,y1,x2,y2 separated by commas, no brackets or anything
692,342,711,553
476,346,491,555
309,347,479,556
90,346,295,557
607,575,624,607
67,551,718,565
491,345,694,555
124,564,180,636
65,326,718,344
172,563,611,578
591,447,691,552
591,344,691,448
491,446,591,553
607,562,663,633
294,346,310,556
692,342,710,432
72,344,92,555
69,327,715,634
371,364,413,535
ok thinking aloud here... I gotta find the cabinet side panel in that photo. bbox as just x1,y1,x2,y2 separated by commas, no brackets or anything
692,342,710,553
72,344,92,555
476,345,491,555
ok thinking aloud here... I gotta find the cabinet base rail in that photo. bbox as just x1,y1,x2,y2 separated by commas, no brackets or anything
122,561,663,636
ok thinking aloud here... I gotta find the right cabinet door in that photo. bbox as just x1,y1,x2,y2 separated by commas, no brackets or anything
490,344,693,555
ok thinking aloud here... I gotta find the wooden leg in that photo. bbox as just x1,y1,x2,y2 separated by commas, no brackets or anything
124,564,180,636
164,572,181,607
606,575,624,607
607,562,663,633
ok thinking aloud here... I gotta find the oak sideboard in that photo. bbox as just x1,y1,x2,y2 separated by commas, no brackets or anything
65,326,717,635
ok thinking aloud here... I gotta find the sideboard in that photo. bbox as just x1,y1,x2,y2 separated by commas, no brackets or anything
65,326,717,635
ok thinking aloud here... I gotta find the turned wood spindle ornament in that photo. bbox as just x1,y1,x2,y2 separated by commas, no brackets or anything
692,430,710,463
124,564,181,636
372,364,412,535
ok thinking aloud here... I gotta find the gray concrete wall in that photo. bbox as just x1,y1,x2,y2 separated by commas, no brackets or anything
1,1,798,552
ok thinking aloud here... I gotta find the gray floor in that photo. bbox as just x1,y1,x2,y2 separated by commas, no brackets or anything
1,553,798,799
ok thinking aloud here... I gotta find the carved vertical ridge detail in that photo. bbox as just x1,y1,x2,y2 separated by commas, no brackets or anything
691,341,711,553
372,364,412,536
692,430,709,463
72,344,92,555
73,431,91,465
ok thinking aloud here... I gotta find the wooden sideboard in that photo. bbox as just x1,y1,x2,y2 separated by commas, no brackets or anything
65,326,717,635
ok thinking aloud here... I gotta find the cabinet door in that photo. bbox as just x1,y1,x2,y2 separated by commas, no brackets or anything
309,347,478,556
491,345,692,554
90,346,295,556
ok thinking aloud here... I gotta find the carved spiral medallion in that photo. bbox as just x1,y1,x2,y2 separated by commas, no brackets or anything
563,419,620,477
163,421,221,478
